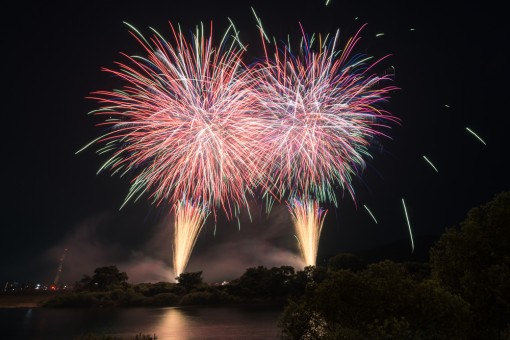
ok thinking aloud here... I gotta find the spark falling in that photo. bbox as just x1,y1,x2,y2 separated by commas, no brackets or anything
401,198,414,253
466,127,487,145
363,204,378,224
422,155,439,173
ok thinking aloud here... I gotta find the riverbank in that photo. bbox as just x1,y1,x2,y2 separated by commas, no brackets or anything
0,292,56,308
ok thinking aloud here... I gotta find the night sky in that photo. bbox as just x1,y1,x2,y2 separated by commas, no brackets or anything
2,1,508,284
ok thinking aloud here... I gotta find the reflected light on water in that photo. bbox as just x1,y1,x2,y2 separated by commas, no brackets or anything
156,308,193,339
2,306,281,340
152,307,280,339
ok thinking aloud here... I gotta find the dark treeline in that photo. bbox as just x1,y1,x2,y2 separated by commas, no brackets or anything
45,191,510,339
44,264,312,308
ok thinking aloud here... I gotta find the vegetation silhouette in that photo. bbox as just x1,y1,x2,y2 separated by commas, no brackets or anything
42,191,509,339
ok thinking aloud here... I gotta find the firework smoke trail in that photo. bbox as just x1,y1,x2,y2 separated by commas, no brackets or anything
253,24,397,266
84,22,268,278
289,198,327,266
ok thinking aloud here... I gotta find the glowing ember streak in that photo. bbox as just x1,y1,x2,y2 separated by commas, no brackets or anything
253,25,397,266
465,127,487,145
288,198,327,266
85,21,268,277
422,155,439,173
251,7,270,43
173,200,209,279
401,198,414,253
363,204,378,224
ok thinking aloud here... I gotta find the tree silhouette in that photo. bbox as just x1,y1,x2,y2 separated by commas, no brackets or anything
80,265,128,291
430,191,510,338
176,271,203,290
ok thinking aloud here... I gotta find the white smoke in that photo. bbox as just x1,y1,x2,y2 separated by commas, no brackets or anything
45,204,305,284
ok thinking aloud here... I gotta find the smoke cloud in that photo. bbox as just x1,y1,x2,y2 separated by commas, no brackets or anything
44,204,305,284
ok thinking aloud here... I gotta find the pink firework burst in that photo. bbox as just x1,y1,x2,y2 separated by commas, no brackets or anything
252,24,399,205
250,24,398,266
88,22,268,217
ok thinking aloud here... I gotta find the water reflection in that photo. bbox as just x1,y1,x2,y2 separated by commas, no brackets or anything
22,308,32,329
154,307,281,339
1,306,281,340
156,308,192,339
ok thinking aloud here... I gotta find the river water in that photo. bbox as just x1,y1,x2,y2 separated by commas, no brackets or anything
1,306,282,339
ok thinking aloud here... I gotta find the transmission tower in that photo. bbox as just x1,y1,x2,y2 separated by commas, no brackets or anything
52,248,68,288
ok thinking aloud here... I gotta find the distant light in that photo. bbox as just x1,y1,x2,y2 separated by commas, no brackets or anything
444,104,450,108
410,28,415,31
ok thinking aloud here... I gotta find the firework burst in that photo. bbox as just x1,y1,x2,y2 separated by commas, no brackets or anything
253,24,397,266
85,21,268,278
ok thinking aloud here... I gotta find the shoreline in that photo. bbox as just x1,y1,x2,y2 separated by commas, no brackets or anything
0,303,43,308
0,292,55,308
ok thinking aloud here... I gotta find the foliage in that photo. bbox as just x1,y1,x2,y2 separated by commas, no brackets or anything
279,300,331,340
150,293,180,306
227,265,312,303
279,262,471,339
430,191,510,338
176,271,203,290
79,266,129,291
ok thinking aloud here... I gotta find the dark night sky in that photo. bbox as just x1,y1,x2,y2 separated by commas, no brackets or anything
1,1,508,284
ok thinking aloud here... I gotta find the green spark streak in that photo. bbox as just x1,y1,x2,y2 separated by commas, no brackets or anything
251,7,270,43
401,198,414,253
363,204,378,224
376,33,385,37
123,22,150,46
227,18,247,51
422,155,439,173
325,0,331,5
466,127,487,145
